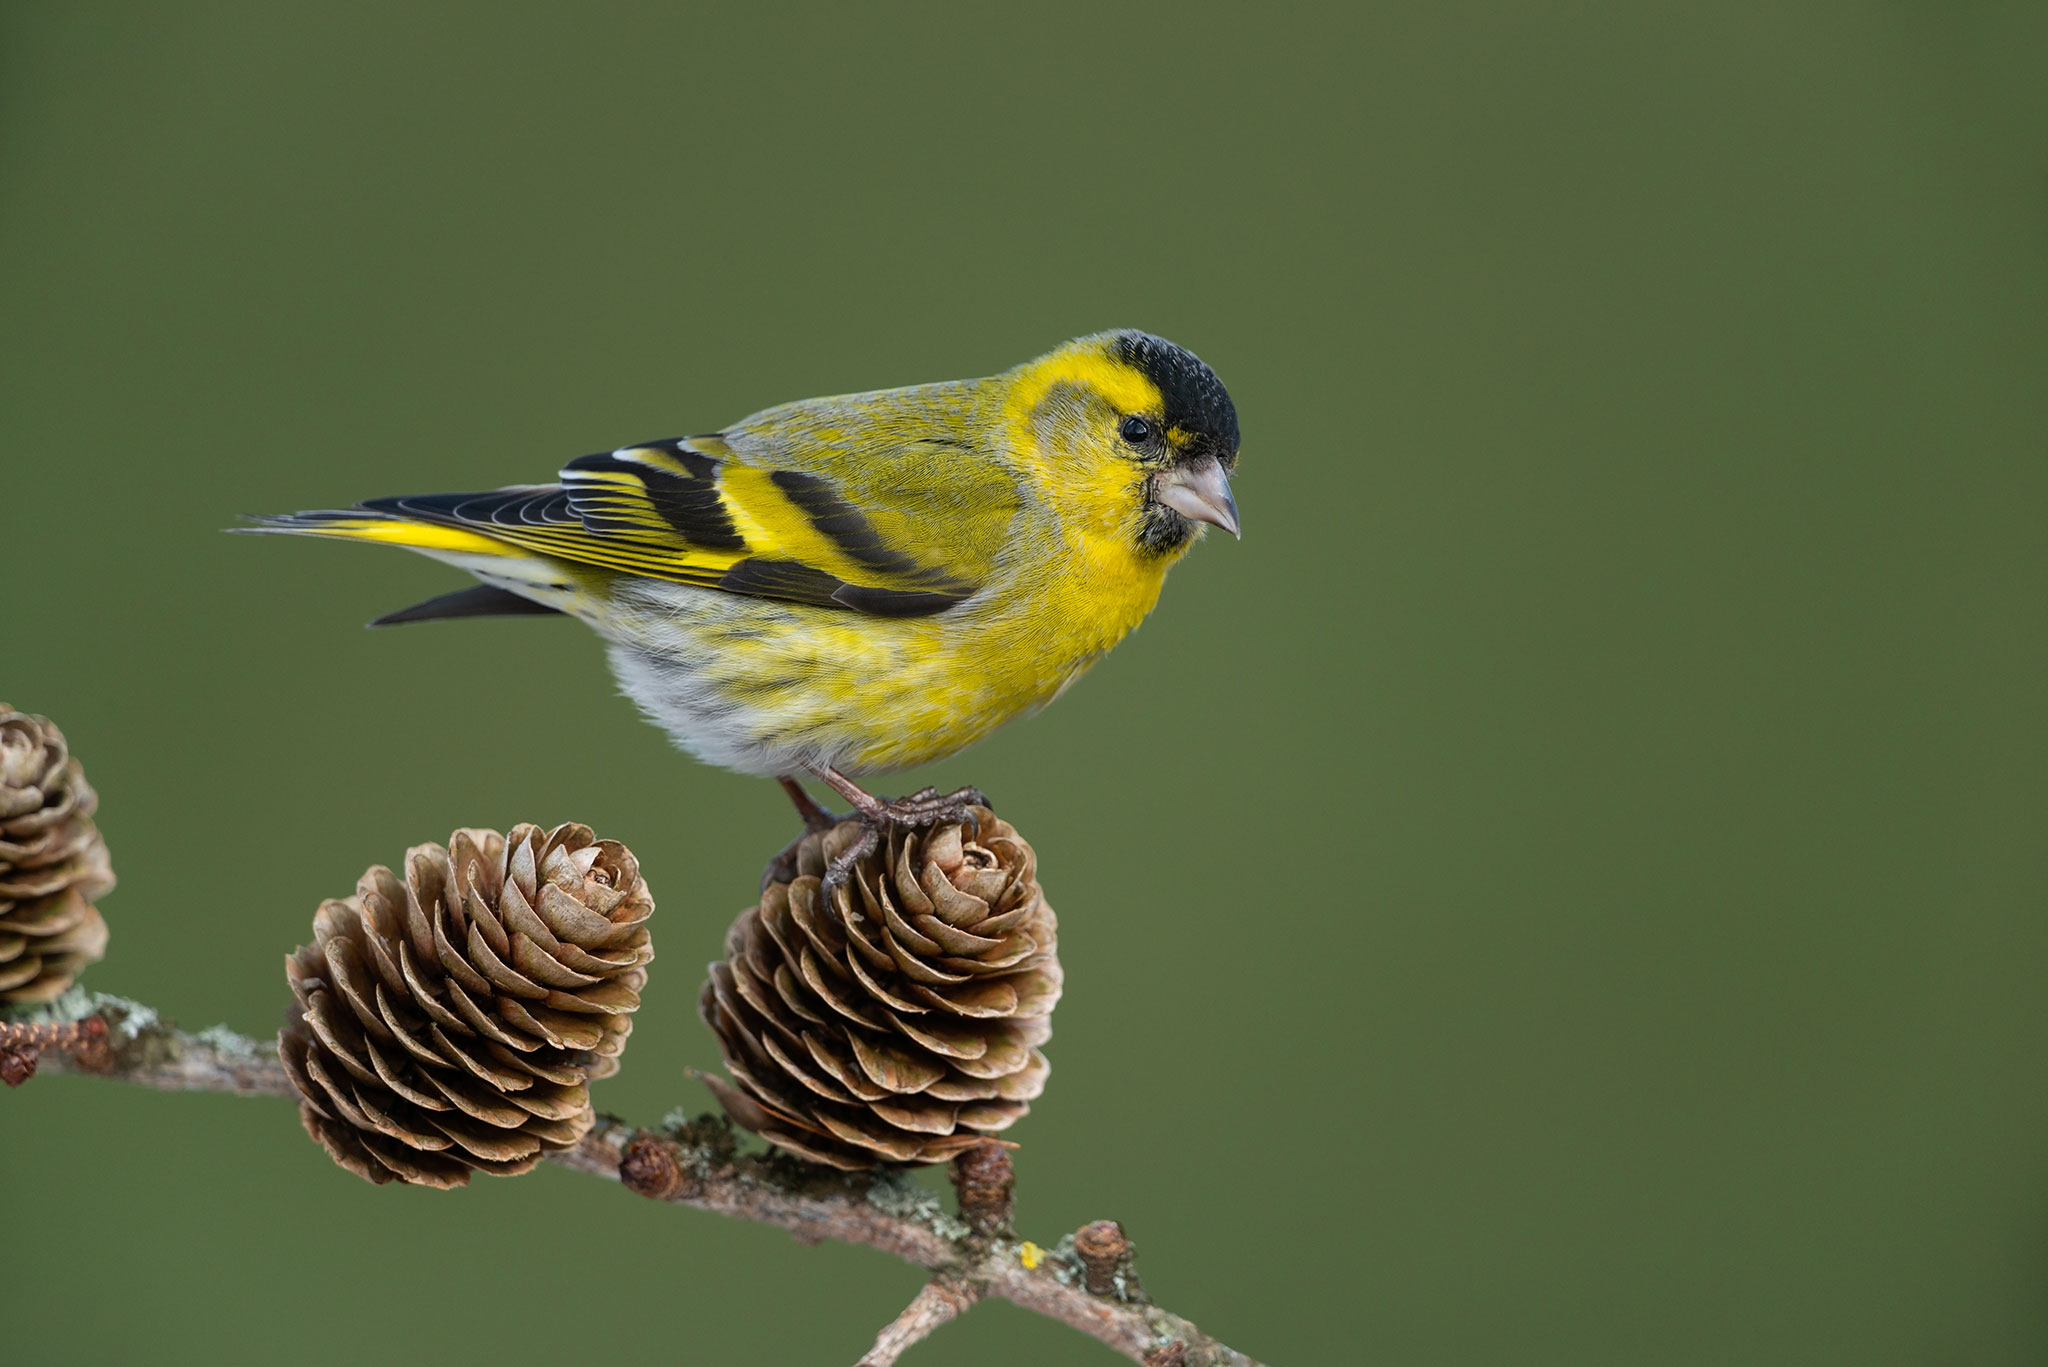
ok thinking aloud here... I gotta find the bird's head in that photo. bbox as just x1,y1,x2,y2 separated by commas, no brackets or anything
1005,330,1240,555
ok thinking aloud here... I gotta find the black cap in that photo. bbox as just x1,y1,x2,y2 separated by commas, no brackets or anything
1112,331,1239,467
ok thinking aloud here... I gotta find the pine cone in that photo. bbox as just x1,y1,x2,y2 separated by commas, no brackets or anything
0,706,114,1006
280,824,653,1188
701,810,1060,1170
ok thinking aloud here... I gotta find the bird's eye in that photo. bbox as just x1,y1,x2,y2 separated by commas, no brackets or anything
1118,415,1154,446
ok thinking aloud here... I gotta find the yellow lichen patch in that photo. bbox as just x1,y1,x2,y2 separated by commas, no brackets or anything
1018,1241,1044,1269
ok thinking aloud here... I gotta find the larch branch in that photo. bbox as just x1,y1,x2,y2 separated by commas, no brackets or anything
11,993,1264,1367
856,1280,980,1366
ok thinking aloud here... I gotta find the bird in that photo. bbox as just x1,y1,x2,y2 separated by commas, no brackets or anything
246,330,1241,875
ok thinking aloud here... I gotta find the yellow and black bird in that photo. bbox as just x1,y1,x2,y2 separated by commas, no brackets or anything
250,330,1240,857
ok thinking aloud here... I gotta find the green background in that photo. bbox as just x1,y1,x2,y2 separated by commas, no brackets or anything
4,5,2044,1363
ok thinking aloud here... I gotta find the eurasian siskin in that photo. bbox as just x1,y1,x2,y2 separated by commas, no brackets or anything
249,330,1240,824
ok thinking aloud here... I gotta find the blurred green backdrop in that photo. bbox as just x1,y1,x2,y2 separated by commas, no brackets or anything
4,4,2045,1364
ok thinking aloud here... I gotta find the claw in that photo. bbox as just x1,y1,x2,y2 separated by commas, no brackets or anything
822,821,881,899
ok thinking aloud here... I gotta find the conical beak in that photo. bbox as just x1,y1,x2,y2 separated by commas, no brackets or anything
1152,458,1240,538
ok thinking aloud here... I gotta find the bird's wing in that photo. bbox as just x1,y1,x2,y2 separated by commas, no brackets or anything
358,434,1018,618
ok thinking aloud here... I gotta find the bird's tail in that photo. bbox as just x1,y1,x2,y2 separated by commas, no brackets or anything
235,506,518,558
235,505,572,627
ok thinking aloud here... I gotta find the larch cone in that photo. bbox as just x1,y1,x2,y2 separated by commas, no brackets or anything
0,706,114,1006
701,809,1059,1169
280,823,652,1188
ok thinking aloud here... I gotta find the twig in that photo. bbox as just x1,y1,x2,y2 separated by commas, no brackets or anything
14,992,1262,1367
857,1280,979,1366
1,1017,111,1084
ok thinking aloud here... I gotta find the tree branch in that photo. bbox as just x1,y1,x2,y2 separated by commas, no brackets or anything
11,993,1264,1367
857,1280,980,1366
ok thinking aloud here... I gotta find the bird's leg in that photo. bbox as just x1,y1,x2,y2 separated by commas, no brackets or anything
763,776,846,891
779,776,840,834
806,765,991,903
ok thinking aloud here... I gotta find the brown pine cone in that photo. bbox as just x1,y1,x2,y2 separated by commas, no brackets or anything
280,823,652,1188
0,706,114,1005
700,809,1060,1170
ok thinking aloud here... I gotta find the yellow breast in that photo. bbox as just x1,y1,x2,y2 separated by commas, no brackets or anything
825,491,1177,773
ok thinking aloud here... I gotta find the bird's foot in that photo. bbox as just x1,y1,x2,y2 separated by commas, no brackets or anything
844,784,992,828
783,768,990,905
